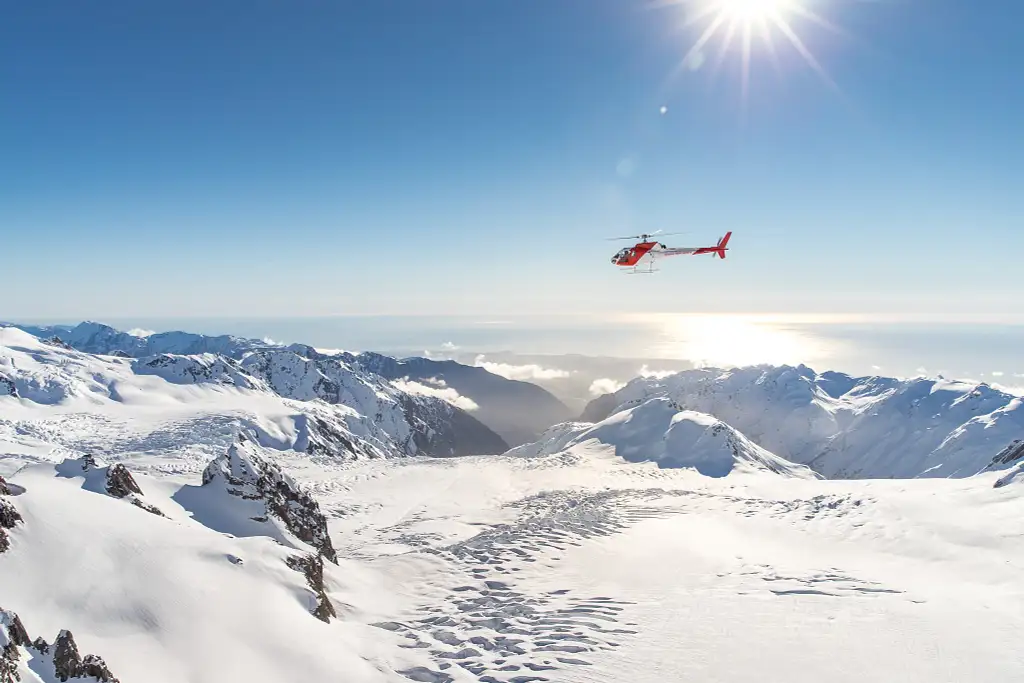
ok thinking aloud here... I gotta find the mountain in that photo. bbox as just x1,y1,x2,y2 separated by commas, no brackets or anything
0,326,506,462
344,352,573,446
7,322,567,446
581,364,1024,479
7,321,270,359
3,330,1023,682
508,396,818,478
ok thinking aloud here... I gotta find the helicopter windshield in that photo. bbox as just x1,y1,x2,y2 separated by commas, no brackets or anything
613,248,631,262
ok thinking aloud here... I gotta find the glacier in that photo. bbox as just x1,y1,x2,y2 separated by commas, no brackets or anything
1,322,1023,683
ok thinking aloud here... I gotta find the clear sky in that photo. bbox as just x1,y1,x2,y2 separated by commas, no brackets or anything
2,0,1021,321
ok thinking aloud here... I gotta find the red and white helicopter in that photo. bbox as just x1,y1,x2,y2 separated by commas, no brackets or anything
608,230,732,274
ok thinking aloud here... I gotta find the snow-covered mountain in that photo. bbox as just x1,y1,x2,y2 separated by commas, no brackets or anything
8,321,269,359
344,352,574,446
7,321,568,446
508,397,818,478
3,325,1024,682
0,326,506,463
581,364,1024,479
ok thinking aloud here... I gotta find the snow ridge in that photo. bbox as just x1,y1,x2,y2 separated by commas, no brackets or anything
515,397,818,478
582,365,1024,479
202,434,338,564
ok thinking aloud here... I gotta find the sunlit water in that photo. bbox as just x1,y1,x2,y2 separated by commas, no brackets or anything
65,313,1024,386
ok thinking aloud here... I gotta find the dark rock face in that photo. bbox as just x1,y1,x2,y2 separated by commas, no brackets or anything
2,613,30,648
286,553,337,623
80,654,118,682
0,376,16,398
52,630,81,681
69,456,165,517
204,435,338,563
0,477,9,497
0,500,22,554
105,464,143,498
0,614,119,683
991,439,1024,468
41,336,75,350
352,352,575,447
399,396,509,458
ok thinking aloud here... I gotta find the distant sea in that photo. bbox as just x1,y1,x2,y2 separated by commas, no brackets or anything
22,314,1022,388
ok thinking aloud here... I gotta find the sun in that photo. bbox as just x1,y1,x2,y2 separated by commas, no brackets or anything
655,0,843,101
718,0,790,21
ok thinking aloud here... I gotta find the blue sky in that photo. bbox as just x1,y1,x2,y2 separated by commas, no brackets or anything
2,0,1021,321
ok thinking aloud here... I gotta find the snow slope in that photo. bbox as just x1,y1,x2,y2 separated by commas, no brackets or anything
0,327,506,468
582,364,1024,479
509,397,818,478
4,324,1024,682
350,352,574,446
8,321,568,447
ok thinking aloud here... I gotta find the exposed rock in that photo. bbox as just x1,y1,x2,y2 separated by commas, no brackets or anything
1,612,30,648
0,613,120,683
991,439,1024,468
81,654,118,682
0,477,9,497
58,456,165,517
129,498,166,517
0,612,20,683
105,464,142,498
0,376,16,398
110,350,131,358
52,630,81,682
286,553,337,623
41,336,75,351
204,435,337,563
0,500,22,554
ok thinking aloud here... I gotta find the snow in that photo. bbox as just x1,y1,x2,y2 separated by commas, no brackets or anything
510,397,817,478
2,327,1024,682
583,364,1024,479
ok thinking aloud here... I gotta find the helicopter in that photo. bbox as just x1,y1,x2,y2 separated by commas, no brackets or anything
608,231,732,274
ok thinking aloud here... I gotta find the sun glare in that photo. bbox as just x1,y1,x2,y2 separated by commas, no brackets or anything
656,0,842,100
719,0,789,21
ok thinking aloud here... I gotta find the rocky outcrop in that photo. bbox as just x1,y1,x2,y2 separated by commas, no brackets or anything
0,376,16,398
58,456,165,518
286,553,337,623
132,354,263,389
203,435,337,563
42,336,75,350
104,464,142,498
0,500,22,554
1,610,119,683
1,610,30,683
53,630,118,682
0,477,9,497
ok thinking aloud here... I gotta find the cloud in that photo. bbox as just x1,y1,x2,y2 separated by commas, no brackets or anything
474,355,571,381
441,341,460,351
392,377,479,411
262,336,282,346
589,378,626,396
991,371,1005,377
638,364,675,379
127,328,155,338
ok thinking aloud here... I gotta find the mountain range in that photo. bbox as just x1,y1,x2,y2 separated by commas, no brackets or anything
2,321,1023,683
